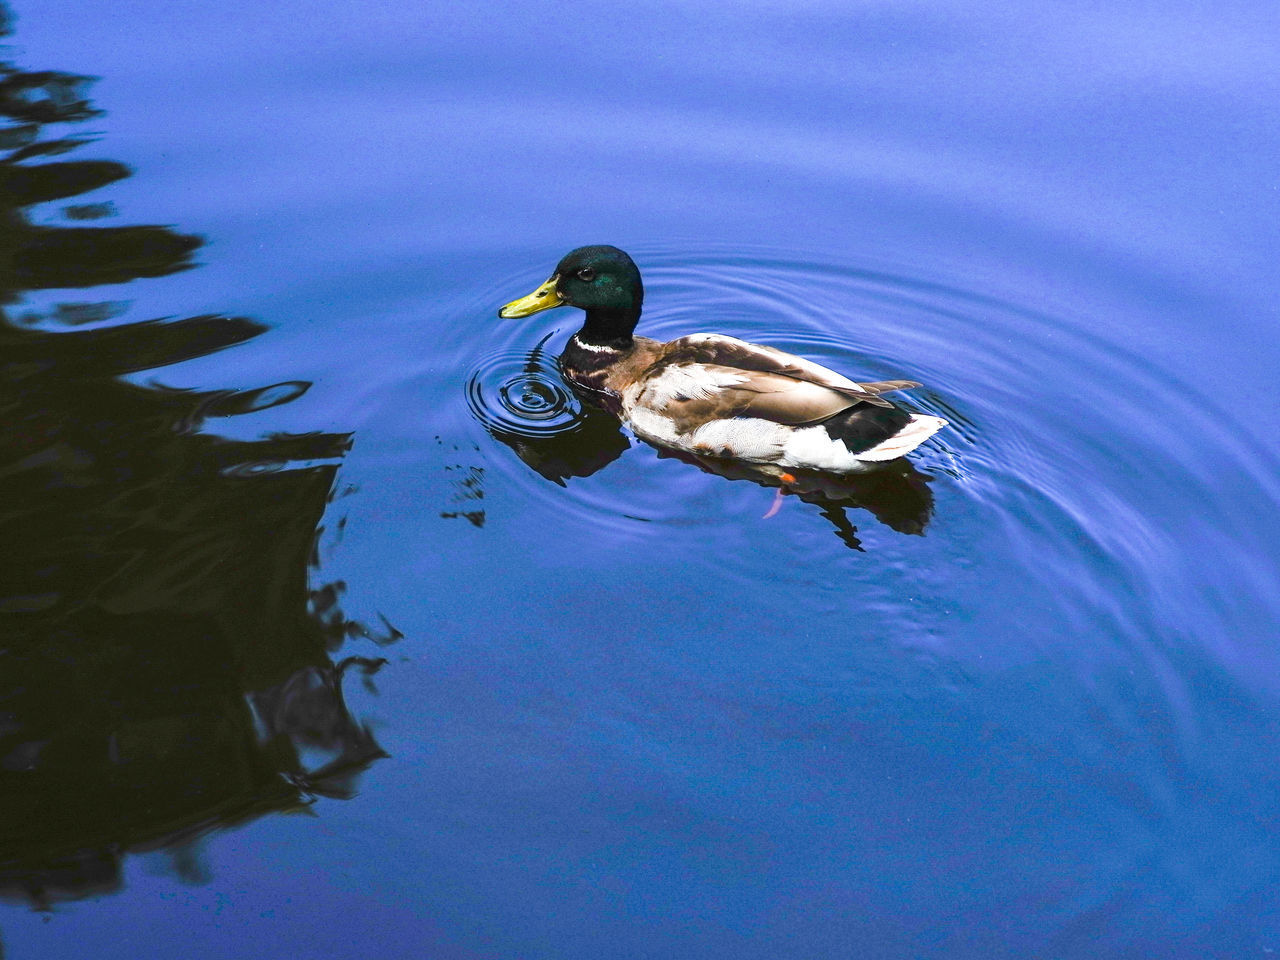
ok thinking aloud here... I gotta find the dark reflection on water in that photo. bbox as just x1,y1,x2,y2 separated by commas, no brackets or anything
0,9,388,907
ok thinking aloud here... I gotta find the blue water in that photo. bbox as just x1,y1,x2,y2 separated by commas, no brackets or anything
2,1,1279,957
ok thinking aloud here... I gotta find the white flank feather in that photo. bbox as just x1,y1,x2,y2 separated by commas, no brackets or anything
688,418,788,461
626,405,682,445
781,426,872,472
642,364,748,407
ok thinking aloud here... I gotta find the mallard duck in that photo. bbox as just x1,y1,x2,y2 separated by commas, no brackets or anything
498,246,947,474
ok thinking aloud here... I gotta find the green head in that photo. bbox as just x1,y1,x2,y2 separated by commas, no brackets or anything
498,245,643,322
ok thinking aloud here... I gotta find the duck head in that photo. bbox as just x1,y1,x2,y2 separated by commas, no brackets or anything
499,246,644,329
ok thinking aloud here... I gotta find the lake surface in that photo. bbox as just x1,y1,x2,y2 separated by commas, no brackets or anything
2,1,1279,957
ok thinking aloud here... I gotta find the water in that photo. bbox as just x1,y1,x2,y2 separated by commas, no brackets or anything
2,1,1279,957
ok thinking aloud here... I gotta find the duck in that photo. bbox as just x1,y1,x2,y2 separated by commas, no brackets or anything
498,245,947,474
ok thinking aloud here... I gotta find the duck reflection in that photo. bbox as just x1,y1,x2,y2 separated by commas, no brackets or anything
482,335,631,485
663,451,934,551
0,12,391,907
487,399,632,486
486,343,934,550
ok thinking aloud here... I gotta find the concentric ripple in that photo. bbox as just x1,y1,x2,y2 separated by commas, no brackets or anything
465,339,586,439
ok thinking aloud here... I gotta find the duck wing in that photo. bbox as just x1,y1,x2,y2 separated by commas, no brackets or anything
658,334,918,409
636,362,881,431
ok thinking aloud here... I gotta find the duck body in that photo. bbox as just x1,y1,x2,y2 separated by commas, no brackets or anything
501,246,946,474
560,330,944,473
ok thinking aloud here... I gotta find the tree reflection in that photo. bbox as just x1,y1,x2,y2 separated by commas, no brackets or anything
0,5,391,906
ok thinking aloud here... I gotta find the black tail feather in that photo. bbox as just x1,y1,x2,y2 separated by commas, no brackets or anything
820,403,913,455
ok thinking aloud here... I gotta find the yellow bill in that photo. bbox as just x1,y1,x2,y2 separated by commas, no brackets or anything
498,276,563,318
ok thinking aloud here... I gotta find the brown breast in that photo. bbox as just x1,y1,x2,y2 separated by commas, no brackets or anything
559,336,664,407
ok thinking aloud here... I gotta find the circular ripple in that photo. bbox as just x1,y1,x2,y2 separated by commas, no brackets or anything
466,342,587,439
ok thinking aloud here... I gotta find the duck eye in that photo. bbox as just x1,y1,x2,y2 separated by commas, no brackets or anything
576,267,595,282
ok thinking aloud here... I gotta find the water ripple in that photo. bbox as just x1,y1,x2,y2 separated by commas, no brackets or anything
468,241,1280,695
466,339,586,439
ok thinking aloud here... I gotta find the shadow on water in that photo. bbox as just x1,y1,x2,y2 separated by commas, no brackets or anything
481,337,933,551
0,6,393,907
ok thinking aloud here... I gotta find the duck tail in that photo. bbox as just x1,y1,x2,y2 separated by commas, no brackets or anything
857,379,922,396
855,414,948,462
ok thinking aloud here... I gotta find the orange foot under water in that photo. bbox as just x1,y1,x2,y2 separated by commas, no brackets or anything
762,473,797,519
